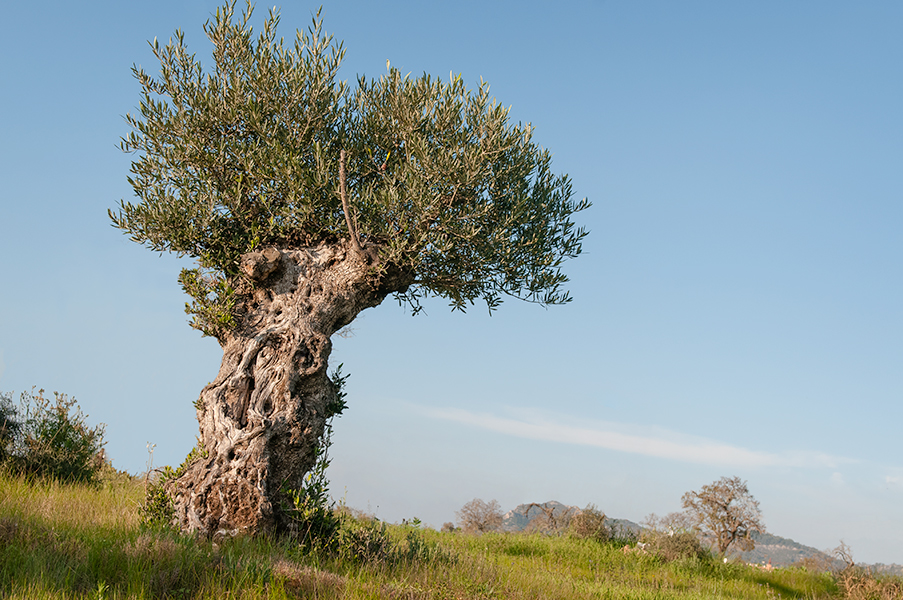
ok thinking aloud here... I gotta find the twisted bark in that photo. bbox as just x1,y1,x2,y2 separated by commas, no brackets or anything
166,240,411,537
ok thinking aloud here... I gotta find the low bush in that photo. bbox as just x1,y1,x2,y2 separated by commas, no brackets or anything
837,566,903,600
825,542,903,600
140,444,208,529
0,392,21,465
333,513,395,563
569,504,609,542
283,439,342,553
0,388,106,484
641,530,710,562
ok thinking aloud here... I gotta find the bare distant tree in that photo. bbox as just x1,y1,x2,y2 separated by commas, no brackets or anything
642,511,693,534
456,499,503,533
681,476,764,555
569,504,609,541
523,502,578,534
833,541,855,570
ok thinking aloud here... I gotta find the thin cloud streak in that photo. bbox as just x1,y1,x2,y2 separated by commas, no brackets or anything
424,407,845,469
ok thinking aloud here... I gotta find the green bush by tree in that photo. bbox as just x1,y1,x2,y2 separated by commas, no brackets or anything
282,366,348,550
140,444,208,529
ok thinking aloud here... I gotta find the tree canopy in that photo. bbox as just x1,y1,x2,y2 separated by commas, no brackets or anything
681,476,764,555
110,1,589,338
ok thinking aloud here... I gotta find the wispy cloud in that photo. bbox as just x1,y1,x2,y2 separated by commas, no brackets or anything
422,407,847,469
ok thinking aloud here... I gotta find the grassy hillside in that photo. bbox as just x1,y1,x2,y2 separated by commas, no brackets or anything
0,469,893,599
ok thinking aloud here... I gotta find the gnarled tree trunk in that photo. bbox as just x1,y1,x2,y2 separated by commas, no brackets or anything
166,240,411,537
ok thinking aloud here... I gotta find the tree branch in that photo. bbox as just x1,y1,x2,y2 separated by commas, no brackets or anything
339,149,364,256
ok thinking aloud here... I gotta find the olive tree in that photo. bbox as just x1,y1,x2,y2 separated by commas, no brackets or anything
681,476,764,555
111,1,589,536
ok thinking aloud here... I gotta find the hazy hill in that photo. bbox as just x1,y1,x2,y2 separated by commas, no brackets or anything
501,501,641,538
739,533,903,575
501,501,573,532
737,532,837,568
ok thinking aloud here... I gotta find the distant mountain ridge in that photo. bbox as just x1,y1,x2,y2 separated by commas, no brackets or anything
499,501,902,574
738,532,836,568
739,533,903,576
501,501,641,538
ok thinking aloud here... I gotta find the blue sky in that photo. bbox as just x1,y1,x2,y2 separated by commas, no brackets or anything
1,1,901,563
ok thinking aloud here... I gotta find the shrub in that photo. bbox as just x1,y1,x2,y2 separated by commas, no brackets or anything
456,498,504,533
283,366,348,548
1,388,106,483
836,567,903,600
334,515,395,564
0,392,22,465
569,504,609,542
641,530,710,562
284,421,341,550
828,541,903,600
140,444,208,529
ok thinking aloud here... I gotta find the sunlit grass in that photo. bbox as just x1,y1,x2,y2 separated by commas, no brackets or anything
0,469,855,599
0,467,142,531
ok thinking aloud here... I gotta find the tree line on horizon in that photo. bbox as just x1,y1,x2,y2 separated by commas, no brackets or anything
452,476,764,561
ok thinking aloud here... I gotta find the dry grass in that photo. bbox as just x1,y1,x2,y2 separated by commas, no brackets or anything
836,566,903,600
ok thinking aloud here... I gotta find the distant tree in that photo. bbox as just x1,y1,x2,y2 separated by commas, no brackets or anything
456,499,504,533
640,511,709,562
640,529,710,562
569,504,609,542
523,501,577,534
681,476,764,555
642,511,693,535
110,0,589,536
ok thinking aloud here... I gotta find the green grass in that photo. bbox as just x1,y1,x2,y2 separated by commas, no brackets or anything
0,470,852,599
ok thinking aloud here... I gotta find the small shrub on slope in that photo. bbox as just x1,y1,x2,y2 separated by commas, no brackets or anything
140,444,207,529
1,388,106,483
0,392,21,465
831,542,903,600
569,504,610,542
641,530,710,562
640,513,710,562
